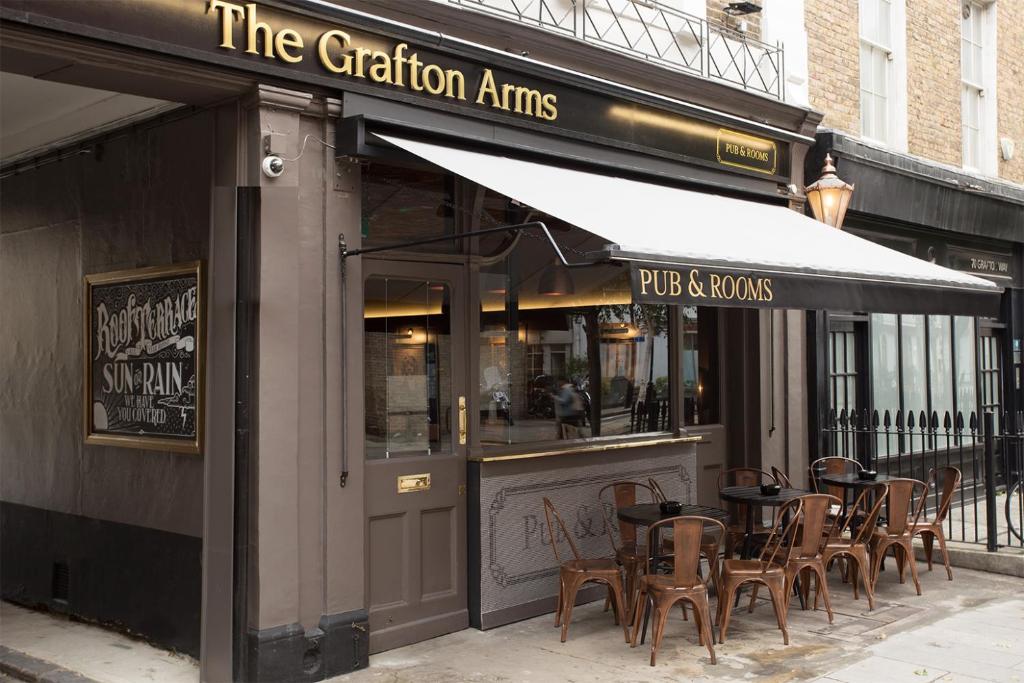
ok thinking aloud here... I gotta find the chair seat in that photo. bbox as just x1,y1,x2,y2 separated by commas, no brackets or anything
639,574,709,593
563,558,620,574
721,559,784,576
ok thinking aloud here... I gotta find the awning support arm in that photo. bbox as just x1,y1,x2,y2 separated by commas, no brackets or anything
339,220,593,268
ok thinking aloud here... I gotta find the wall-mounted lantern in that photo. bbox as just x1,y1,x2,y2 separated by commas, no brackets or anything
805,153,855,230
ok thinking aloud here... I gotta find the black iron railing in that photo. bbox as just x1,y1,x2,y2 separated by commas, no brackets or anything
448,0,785,99
823,408,1024,551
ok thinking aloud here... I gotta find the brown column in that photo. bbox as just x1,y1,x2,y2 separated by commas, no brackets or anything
241,85,369,681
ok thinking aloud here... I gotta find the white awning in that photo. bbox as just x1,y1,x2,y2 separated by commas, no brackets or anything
375,133,1002,315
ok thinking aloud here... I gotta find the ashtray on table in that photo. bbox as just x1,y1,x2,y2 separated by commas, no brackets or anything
659,501,682,515
857,470,878,481
759,484,782,496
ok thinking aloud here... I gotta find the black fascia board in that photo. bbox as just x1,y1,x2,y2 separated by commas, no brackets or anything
809,130,1024,244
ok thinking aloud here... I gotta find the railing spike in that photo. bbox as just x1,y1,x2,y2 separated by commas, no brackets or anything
883,409,891,428
838,408,848,428
969,411,978,432
872,409,880,427
930,411,939,431
955,411,964,431
919,410,928,432
907,411,915,429
943,411,952,431
827,408,837,429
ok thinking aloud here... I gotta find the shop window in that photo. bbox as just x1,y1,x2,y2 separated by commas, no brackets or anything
363,277,452,458
869,313,984,455
682,306,718,426
361,163,455,253
478,218,671,446
979,328,1002,415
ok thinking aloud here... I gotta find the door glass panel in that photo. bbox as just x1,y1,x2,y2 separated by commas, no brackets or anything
364,276,452,458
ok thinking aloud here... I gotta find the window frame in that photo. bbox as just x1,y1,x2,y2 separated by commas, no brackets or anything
960,0,997,174
858,0,907,150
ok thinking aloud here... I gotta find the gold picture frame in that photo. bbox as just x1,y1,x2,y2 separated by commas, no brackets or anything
82,261,205,454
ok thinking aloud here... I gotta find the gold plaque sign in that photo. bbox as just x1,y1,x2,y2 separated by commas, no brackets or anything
397,473,431,494
716,128,778,175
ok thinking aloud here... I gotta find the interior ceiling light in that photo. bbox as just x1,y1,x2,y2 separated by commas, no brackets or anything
724,2,762,15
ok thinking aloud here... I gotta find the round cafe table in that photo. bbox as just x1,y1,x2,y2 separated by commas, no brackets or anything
616,502,730,528
818,471,898,531
717,486,806,560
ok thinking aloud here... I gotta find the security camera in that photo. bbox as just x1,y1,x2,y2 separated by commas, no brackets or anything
262,155,285,178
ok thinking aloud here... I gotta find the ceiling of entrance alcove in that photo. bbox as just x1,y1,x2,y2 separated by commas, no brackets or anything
0,71,177,163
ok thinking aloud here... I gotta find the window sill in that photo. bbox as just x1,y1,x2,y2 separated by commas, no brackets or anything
468,433,701,463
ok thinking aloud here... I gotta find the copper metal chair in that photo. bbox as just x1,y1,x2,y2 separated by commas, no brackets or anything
717,498,802,645
818,484,887,610
542,497,630,643
599,481,656,616
717,467,777,559
870,478,928,595
770,465,794,488
630,516,725,666
911,467,962,580
810,456,865,528
647,478,723,598
747,493,841,624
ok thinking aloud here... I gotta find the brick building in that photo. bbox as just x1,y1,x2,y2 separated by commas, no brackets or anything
798,0,1024,454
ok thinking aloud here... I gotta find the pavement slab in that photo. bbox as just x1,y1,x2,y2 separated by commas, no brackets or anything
0,561,1021,683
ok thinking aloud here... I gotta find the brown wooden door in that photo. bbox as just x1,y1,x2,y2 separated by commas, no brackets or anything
362,261,468,653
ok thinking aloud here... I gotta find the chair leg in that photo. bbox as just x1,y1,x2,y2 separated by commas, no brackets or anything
718,582,737,644
921,532,935,571
560,575,583,643
650,602,671,667
555,575,564,627
693,596,717,665
609,575,630,643
765,579,790,646
905,542,922,596
855,551,876,610
935,530,953,581
813,564,834,623
747,584,760,613
629,585,646,647
895,545,907,584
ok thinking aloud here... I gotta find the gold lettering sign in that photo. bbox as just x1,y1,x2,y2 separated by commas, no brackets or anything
716,128,778,175
636,268,773,304
207,1,558,121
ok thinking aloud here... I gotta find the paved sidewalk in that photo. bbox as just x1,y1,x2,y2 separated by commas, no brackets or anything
1,562,1022,683
0,602,196,683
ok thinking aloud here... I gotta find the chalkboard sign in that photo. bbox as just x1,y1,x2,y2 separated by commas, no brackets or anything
83,262,204,454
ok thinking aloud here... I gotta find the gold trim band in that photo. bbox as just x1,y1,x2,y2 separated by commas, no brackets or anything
469,435,701,463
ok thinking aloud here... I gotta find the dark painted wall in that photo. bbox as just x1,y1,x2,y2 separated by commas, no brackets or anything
0,109,213,655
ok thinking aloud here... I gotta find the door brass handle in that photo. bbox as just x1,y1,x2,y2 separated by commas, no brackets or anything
458,396,467,445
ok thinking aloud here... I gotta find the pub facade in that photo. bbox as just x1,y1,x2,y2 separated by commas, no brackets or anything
0,2,1007,682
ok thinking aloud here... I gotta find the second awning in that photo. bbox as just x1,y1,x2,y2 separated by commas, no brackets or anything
376,134,1002,316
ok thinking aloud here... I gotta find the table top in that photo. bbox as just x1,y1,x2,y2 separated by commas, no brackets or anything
616,503,729,527
718,486,807,506
819,472,900,487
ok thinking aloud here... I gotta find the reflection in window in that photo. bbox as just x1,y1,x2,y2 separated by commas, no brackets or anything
361,164,455,253
682,306,718,425
364,277,451,458
478,222,671,445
